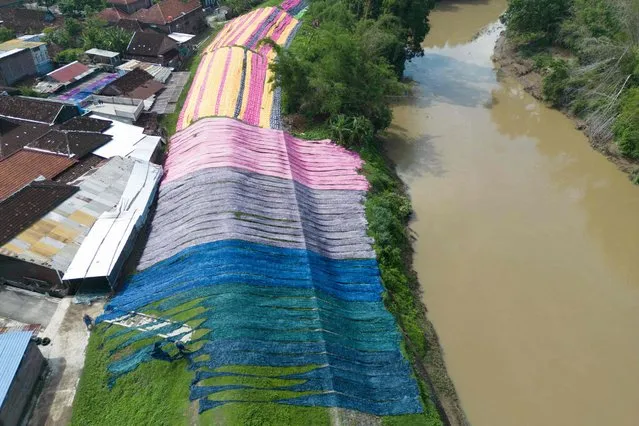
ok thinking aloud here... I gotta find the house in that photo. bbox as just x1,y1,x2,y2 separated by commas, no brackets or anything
0,38,52,75
0,96,79,125
98,0,204,35
133,0,204,34
100,68,165,100
35,61,97,94
84,95,145,123
125,31,179,66
0,157,161,296
46,61,95,84
0,8,60,36
97,7,143,33
106,0,151,14
85,48,121,66
0,331,46,426
0,48,35,85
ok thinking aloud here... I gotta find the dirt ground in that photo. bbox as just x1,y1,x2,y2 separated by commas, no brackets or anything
28,298,104,426
492,31,639,179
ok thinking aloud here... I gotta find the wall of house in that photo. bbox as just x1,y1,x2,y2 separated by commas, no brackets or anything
0,343,46,426
0,254,70,297
0,50,36,85
30,45,52,75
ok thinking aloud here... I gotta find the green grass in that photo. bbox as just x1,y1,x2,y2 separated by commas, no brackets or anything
200,402,330,425
70,324,195,426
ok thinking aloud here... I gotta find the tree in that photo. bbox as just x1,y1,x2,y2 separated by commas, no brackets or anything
58,0,106,17
503,0,573,42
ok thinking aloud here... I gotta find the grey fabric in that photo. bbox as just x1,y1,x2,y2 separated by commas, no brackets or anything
138,167,374,269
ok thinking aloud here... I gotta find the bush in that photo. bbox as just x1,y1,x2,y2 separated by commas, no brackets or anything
542,58,571,107
56,48,84,64
613,88,639,158
0,27,15,43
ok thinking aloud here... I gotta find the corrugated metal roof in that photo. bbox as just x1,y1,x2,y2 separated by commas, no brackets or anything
0,157,136,272
46,61,93,84
0,331,32,406
0,150,76,200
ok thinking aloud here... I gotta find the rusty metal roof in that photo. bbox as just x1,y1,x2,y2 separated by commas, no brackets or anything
0,150,76,200
0,180,79,246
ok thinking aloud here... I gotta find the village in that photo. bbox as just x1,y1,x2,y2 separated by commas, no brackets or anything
0,0,232,423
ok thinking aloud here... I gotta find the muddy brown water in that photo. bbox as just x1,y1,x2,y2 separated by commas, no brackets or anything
385,1,639,425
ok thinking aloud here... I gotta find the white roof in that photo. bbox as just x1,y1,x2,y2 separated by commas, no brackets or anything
90,114,162,162
167,32,195,44
63,160,163,283
85,48,120,58
0,48,24,59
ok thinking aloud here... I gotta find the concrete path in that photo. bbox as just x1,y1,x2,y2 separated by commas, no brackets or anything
29,299,104,426
0,286,59,327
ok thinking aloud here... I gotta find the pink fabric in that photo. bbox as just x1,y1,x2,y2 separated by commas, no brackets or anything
280,0,301,11
243,53,267,125
163,117,368,191
215,48,234,115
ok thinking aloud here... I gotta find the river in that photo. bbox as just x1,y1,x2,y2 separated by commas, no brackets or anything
385,1,639,425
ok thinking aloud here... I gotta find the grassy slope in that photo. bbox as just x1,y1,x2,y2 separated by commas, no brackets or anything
70,324,194,426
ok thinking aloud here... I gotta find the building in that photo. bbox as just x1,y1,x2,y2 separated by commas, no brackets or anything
125,31,179,66
84,95,145,123
99,68,165,99
0,331,45,426
0,38,52,75
0,96,79,125
0,156,161,295
98,0,204,35
0,8,60,36
133,0,204,34
106,0,150,14
0,48,35,85
85,48,121,66
35,61,97,94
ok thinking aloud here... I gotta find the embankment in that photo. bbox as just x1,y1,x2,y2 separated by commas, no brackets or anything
493,32,639,179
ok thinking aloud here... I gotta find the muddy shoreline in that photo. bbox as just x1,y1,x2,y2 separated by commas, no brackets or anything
492,31,639,180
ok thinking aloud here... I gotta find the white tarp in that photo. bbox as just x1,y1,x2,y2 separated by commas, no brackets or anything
90,114,162,162
63,159,163,283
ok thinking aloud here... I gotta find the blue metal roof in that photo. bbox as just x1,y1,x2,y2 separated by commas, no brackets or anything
0,331,32,406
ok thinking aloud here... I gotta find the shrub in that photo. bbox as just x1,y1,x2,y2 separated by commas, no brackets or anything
56,48,84,64
613,88,639,158
542,58,571,107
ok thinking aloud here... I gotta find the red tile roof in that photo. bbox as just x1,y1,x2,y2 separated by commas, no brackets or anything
97,7,130,23
47,61,92,84
133,0,201,25
0,150,76,200
0,180,79,246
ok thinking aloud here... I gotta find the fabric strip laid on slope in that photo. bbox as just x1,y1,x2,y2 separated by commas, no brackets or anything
164,118,368,191
100,240,423,416
137,166,374,269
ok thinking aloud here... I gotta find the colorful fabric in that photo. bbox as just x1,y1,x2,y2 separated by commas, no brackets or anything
100,1,424,418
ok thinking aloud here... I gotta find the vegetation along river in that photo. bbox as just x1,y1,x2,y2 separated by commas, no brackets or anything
385,0,639,425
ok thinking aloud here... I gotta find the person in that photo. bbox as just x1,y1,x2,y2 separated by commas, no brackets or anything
151,341,168,360
175,340,190,355
82,314,93,330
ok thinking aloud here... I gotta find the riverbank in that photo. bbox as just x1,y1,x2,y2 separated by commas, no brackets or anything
493,33,639,182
